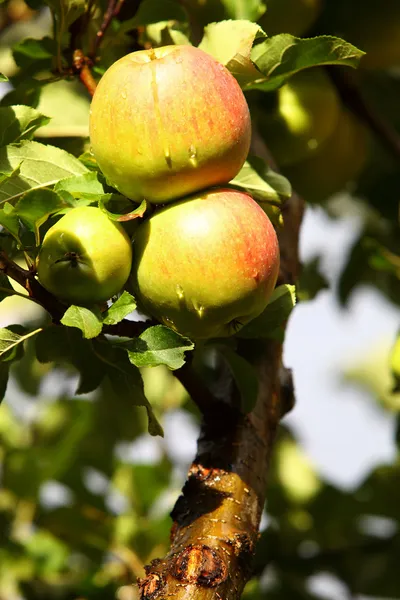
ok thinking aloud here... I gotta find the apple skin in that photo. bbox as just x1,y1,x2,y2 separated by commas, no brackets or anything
37,206,133,305
132,188,280,339
283,109,369,203
89,45,251,204
252,68,340,167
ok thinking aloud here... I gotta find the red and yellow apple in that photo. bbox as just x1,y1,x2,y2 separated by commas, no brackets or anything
89,45,251,204
132,188,280,339
37,206,132,305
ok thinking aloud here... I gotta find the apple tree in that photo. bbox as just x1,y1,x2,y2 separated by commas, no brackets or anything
0,1,399,599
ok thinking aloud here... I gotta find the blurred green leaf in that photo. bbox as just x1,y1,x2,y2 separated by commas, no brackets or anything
217,345,259,412
0,272,17,301
221,0,266,20
0,326,42,359
61,305,103,340
0,141,88,205
0,105,50,147
12,36,56,71
0,362,9,403
120,0,188,31
297,257,329,301
0,73,8,82
123,324,194,370
238,284,296,340
102,291,136,326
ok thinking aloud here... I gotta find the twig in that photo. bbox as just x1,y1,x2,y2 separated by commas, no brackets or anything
328,67,400,163
72,50,97,97
90,0,126,58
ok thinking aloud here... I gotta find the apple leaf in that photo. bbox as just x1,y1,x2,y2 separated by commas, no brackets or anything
0,362,9,404
216,345,259,413
248,35,365,91
15,189,67,245
237,284,296,340
78,151,99,171
61,306,103,340
93,339,164,436
0,202,22,244
54,172,105,202
102,292,137,326
220,0,266,21
0,73,8,82
12,36,56,72
120,0,188,32
0,326,42,360
99,194,147,222
230,155,292,204
123,325,194,370
0,141,88,205
199,20,265,87
0,105,50,147
297,257,329,301
35,325,105,394
0,161,22,186
0,273,17,302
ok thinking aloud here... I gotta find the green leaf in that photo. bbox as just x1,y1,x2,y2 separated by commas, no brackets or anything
35,325,105,394
61,306,103,340
54,172,104,199
102,291,136,326
220,0,266,21
0,140,88,205
15,188,67,245
0,362,9,403
0,105,50,147
120,0,188,31
0,79,43,109
98,194,147,222
249,34,365,91
12,36,56,71
217,345,259,413
0,273,16,302
0,73,8,82
237,284,296,340
0,326,42,359
0,202,22,244
124,325,194,370
297,257,329,301
390,332,400,394
199,20,265,86
0,161,22,186
93,340,164,436
230,155,291,204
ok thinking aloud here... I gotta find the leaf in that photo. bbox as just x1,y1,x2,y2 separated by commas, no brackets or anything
0,326,42,359
199,20,265,86
0,140,88,204
249,34,365,91
297,257,329,301
12,36,56,71
0,273,16,301
390,332,400,394
61,306,103,340
230,155,291,204
102,291,136,326
54,171,105,199
0,73,8,82
35,325,105,394
124,325,194,370
0,105,50,147
120,0,188,32
0,202,22,243
98,194,147,222
237,284,296,340
220,0,266,21
15,188,67,245
0,362,9,403
0,161,22,185
93,340,164,436
0,79,43,109
217,345,259,413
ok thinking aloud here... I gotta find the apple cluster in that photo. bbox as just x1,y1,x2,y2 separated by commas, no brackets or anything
37,45,280,339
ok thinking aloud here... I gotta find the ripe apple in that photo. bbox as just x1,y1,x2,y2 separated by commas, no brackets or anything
89,45,251,204
132,188,280,339
258,0,322,37
252,68,340,167
37,206,133,305
283,109,369,203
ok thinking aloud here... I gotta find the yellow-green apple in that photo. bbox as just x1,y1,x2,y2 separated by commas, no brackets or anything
283,109,369,203
132,188,280,339
37,206,132,305
258,0,322,37
252,68,340,167
89,45,251,204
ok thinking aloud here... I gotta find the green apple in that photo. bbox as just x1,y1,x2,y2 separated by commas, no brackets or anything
37,206,133,305
132,188,280,339
258,0,322,37
89,45,251,204
253,68,341,167
283,109,369,203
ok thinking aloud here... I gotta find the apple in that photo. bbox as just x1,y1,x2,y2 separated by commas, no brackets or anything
89,45,251,204
252,68,340,167
283,109,369,203
37,206,133,305
258,0,322,37
132,188,280,339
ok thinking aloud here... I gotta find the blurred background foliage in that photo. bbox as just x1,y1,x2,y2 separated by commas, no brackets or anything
0,0,400,599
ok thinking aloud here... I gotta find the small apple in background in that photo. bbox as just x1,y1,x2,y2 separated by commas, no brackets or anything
37,206,132,305
251,68,341,167
258,0,322,37
132,188,280,340
89,45,251,204
283,109,369,203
